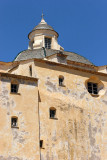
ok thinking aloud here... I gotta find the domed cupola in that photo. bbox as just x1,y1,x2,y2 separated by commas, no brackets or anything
32,17,57,33
28,14,63,50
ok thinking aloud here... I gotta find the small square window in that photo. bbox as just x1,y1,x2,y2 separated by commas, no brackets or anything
11,84,18,93
11,117,18,127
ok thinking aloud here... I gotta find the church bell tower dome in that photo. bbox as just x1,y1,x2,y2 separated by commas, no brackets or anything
28,14,63,50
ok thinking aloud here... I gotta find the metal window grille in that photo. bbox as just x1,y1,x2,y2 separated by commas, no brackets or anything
11,84,18,93
59,77,64,86
45,38,51,49
50,109,56,118
87,82,98,94
11,118,17,127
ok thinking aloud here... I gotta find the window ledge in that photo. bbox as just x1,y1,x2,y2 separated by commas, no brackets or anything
59,84,66,87
90,93,99,97
11,126,19,129
10,92,21,95
49,117,58,120
40,147,45,149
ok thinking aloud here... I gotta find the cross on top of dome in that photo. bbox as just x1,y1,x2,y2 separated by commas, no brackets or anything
41,11,44,20
40,11,46,24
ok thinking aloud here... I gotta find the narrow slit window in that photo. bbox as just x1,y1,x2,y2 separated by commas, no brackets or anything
29,65,32,76
45,38,51,49
11,117,18,127
87,82,98,95
11,84,18,93
50,108,56,119
40,140,43,148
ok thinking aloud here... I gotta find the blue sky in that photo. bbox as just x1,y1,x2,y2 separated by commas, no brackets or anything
0,0,107,66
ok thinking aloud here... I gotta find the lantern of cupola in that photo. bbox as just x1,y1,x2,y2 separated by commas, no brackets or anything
28,14,64,50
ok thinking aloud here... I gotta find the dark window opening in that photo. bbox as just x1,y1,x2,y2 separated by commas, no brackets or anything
40,140,43,148
59,76,64,86
11,84,18,93
29,65,32,76
45,38,51,49
11,117,18,127
87,82,98,95
50,109,56,118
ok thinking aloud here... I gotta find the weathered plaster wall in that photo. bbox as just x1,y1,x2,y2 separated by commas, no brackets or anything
11,60,35,77
34,61,107,160
0,77,40,160
5,60,107,160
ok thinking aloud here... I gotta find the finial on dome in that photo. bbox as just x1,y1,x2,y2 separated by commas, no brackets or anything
41,10,44,20
40,11,46,24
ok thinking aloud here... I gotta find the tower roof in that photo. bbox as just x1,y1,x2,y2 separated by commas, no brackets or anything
28,15,59,39
32,18,54,31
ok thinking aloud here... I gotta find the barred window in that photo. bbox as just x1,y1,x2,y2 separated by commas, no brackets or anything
87,82,98,95
45,38,51,49
11,117,18,127
59,75,64,86
11,84,18,93
50,108,56,119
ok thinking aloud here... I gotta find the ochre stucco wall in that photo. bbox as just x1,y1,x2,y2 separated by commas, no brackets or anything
1,60,107,160
34,61,107,160
0,77,40,160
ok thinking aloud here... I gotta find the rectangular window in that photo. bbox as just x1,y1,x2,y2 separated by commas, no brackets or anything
11,84,18,93
11,117,18,127
87,82,98,94
59,78,63,86
50,109,56,118
40,140,43,148
45,38,51,49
